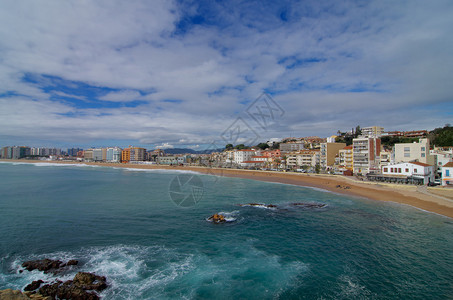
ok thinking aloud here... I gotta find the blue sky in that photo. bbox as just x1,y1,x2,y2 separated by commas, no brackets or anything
0,0,452,149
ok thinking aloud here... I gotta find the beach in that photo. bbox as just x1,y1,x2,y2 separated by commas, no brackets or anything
2,159,453,218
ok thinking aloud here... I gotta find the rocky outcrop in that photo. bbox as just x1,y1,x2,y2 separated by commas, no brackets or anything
35,272,107,300
207,214,226,223
24,280,44,292
239,203,277,208
0,289,50,300
21,259,78,274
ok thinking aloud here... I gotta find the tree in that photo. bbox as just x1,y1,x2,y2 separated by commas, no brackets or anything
315,163,320,174
271,142,280,150
225,144,234,150
354,125,362,138
256,142,269,150
235,144,246,150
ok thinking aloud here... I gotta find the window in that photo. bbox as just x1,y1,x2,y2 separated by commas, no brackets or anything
384,168,388,172
421,147,425,151
404,147,410,151
414,168,418,173
447,170,450,176
404,153,410,157
405,168,409,172
421,153,425,157
391,168,394,172
398,168,402,173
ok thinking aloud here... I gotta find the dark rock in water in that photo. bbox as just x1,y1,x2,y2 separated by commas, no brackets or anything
207,214,226,224
291,202,327,209
22,259,63,273
22,259,78,274
239,203,278,208
38,272,107,300
24,280,44,291
64,260,79,267
73,272,108,291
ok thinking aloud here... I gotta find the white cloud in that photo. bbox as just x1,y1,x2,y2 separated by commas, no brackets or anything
0,0,452,147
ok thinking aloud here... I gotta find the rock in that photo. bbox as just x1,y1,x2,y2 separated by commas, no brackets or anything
266,204,277,208
64,260,78,267
291,202,327,209
37,272,107,300
0,289,30,300
24,280,44,291
73,272,108,291
208,214,226,224
22,259,63,273
21,259,78,274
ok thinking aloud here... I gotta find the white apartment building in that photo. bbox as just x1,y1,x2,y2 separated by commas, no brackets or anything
280,142,305,153
106,147,122,162
394,138,434,165
353,137,381,175
295,150,320,168
382,162,435,185
234,149,256,164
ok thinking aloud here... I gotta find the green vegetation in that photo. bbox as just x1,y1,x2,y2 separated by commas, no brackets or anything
256,142,269,150
431,124,453,147
381,136,419,147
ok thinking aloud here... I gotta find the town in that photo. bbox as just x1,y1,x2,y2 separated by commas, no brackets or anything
2,125,452,187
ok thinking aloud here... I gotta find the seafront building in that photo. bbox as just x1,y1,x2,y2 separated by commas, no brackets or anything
121,146,146,162
320,142,346,169
352,137,381,175
336,146,353,171
106,147,122,163
372,162,435,185
393,138,434,165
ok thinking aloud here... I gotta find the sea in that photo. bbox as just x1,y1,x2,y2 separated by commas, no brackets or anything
0,162,452,299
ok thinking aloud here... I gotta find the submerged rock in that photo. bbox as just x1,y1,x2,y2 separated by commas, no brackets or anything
290,202,327,209
239,203,278,209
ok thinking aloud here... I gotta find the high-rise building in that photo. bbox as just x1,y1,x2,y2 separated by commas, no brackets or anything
106,147,122,162
320,142,346,169
121,146,146,162
361,126,384,138
353,137,381,175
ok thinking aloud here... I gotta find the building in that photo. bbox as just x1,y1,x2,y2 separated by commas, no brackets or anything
377,162,435,185
394,138,434,165
337,146,353,171
67,148,83,157
353,137,381,175
280,142,305,153
158,156,178,165
441,162,453,186
83,149,94,161
380,150,392,167
234,149,256,164
92,148,106,162
121,146,146,162
106,147,122,162
296,150,320,168
320,142,346,169
361,126,384,138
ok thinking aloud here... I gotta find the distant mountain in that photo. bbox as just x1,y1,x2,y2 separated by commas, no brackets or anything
158,148,224,154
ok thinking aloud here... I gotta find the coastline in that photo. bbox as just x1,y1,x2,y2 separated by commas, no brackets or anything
2,159,453,218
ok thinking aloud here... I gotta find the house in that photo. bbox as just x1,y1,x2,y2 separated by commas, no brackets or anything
441,162,453,186
371,161,435,185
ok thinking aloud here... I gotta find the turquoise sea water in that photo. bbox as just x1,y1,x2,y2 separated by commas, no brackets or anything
0,162,452,299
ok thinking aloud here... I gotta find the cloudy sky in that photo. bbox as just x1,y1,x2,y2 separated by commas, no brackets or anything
0,0,452,149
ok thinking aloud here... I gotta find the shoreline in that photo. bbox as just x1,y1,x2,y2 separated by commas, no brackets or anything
2,159,453,218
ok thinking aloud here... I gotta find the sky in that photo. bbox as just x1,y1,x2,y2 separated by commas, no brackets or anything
0,0,452,150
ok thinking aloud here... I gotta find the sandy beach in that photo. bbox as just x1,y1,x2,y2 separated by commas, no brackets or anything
2,159,453,219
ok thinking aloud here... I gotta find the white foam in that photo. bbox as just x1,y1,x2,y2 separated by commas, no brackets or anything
119,168,202,175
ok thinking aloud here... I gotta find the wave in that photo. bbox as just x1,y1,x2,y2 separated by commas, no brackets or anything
1,243,308,299
118,168,201,175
